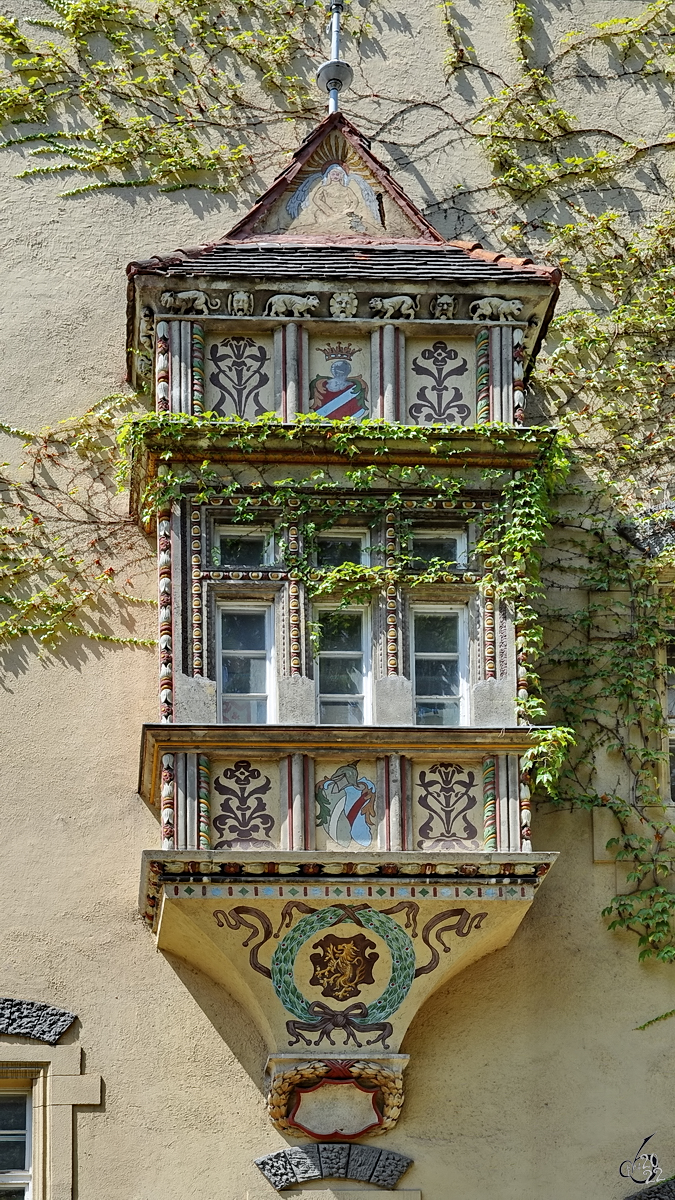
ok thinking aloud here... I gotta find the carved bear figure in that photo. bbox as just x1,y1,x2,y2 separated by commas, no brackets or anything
264,294,320,318
160,290,221,315
469,296,524,322
369,295,420,320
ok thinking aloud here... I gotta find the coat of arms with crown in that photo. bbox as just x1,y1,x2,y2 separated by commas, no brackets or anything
309,342,369,420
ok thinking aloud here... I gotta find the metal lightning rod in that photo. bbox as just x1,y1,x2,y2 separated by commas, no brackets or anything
316,0,353,112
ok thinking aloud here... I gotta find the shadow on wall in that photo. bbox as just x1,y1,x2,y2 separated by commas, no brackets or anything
163,952,269,1094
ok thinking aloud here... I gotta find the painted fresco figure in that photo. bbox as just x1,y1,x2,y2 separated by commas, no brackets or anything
316,762,376,848
287,162,383,234
309,344,368,420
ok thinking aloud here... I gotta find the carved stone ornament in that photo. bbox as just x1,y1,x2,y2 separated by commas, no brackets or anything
226,290,254,316
430,293,456,319
0,997,76,1044
330,290,358,318
255,1142,413,1190
264,293,321,318
369,294,419,320
159,289,221,315
469,296,524,321
136,305,154,377
267,1057,405,1137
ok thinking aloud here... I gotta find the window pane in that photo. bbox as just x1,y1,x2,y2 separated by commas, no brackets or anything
0,1190,26,1200
0,1138,25,1171
219,537,265,568
319,699,364,725
414,614,458,654
415,657,459,696
319,657,363,695
412,537,458,564
221,612,266,651
416,700,460,726
319,613,362,652
317,538,363,567
221,698,267,724
0,1099,26,1132
222,656,267,694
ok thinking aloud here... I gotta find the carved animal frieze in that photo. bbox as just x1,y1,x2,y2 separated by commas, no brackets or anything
430,293,456,320
265,293,320,318
369,294,419,320
330,290,358,318
469,296,524,322
227,290,254,316
160,289,221,315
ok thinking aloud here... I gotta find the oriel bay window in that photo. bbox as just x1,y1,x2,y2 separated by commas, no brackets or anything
0,1090,30,1199
412,607,466,726
316,609,369,725
218,604,274,723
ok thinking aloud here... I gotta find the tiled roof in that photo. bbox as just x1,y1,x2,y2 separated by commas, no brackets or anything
127,240,560,285
127,113,559,286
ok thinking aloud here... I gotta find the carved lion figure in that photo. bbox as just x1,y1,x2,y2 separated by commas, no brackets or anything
160,290,221,315
369,294,420,320
469,296,524,322
264,293,320,318
329,290,359,319
227,290,254,316
430,294,456,320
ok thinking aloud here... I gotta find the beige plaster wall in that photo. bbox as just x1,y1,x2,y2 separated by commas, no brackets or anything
1,0,674,1198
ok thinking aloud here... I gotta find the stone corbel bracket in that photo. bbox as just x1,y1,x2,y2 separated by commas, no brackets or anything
256,1142,413,1190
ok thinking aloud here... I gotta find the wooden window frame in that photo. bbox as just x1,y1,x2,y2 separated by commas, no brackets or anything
216,600,276,724
314,604,372,727
410,603,469,727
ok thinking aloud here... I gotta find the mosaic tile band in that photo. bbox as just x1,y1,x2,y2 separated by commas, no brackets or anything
165,881,535,901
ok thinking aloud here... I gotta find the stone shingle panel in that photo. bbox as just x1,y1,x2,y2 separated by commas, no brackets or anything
255,1142,413,1190
0,998,76,1044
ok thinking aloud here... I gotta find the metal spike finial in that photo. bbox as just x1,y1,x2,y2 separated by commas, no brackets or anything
316,0,353,113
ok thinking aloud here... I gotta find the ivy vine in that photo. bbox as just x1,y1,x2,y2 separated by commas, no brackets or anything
4,0,675,986
0,398,155,651
0,0,372,195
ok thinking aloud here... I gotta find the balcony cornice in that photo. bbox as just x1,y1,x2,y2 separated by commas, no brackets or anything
138,722,547,806
129,425,555,524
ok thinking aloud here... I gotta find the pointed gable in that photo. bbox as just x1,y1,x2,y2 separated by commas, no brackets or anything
225,112,444,243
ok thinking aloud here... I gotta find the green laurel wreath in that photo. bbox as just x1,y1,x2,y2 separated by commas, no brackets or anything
270,905,415,1023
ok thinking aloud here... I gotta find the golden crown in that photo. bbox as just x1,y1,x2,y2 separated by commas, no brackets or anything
318,342,357,361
